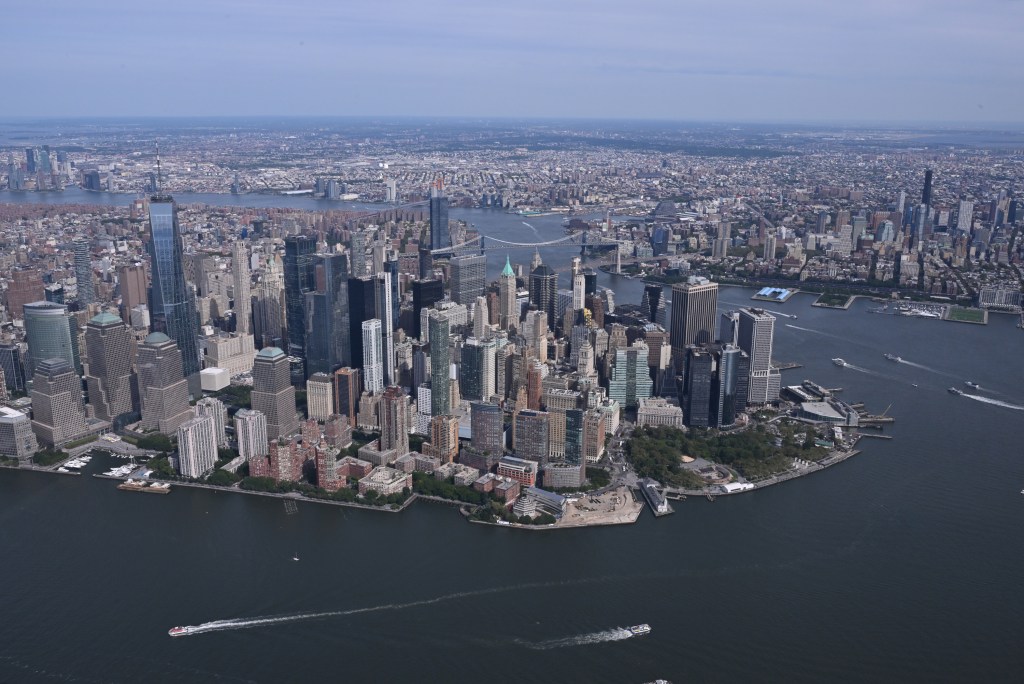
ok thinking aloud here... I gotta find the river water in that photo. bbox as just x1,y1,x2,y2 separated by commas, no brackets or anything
2,191,1024,683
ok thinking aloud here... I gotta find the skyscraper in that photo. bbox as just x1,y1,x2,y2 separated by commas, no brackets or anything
513,409,550,465
498,256,517,331
379,385,410,458
461,337,496,401
737,308,780,404
177,414,218,478
283,234,317,373
148,195,201,397
23,301,77,376
137,332,193,436
922,168,933,206
73,238,94,306
428,311,451,417
234,408,269,462
0,344,26,394
427,414,460,464
83,312,136,428
0,406,38,461
429,179,450,251
361,319,384,394
195,396,228,447
670,277,718,367
118,263,148,317
304,253,351,376
232,242,252,335
306,372,334,421
251,347,299,440
712,345,749,428
683,347,714,427
346,275,377,370
608,341,654,408
29,358,90,447
333,367,361,427
528,263,557,329
470,401,503,454
373,272,395,386
412,278,444,339
450,254,486,305
5,268,44,320
564,408,584,465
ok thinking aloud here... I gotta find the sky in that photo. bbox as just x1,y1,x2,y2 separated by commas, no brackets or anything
3,0,1022,124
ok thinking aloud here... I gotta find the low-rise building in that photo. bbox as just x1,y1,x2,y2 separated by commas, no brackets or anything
496,456,539,488
358,466,412,497
637,397,684,428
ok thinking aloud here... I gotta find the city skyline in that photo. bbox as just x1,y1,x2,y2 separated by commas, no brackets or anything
3,1,1022,124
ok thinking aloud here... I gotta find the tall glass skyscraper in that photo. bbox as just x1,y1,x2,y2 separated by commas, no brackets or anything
23,301,77,376
429,180,451,251
304,253,350,376
148,196,201,397
73,238,94,306
283,235,317,374
428,311,451,416
450,254,486,305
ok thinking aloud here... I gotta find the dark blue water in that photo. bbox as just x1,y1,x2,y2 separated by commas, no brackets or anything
2,191,1024,683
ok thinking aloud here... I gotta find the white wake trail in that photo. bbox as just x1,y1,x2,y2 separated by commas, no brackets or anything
518,627,635,650
177,579,617,637
961,394,1024,411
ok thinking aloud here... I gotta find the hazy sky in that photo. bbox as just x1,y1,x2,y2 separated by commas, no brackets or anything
5,0,1021,123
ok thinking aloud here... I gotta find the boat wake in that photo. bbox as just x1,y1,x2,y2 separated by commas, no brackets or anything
786,324,823,334
521,221,541,238
173,579,617,637
894,357,957,378
516,627,635,650
961,394,1024,411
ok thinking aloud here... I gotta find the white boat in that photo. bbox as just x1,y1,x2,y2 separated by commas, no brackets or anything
629,624,652,636
832,358,847,367
168,625,200,637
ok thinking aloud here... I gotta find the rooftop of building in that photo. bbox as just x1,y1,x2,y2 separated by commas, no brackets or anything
143,332,172,345
89,312,123,326
256,346,284,358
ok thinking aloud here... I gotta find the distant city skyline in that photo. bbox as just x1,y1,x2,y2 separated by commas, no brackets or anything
5,0,1021,124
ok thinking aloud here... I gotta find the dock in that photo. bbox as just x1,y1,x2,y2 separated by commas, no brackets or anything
638,479,674,517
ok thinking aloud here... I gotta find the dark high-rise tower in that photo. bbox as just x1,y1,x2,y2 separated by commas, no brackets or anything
147,195,201,397
412,279,444,338
283,235,317,375
429,179,450,251
528,263,557,330
922,168,933,206
304,253,350,376
670,277,718,369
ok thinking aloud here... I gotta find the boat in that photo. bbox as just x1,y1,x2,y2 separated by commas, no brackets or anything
832,358,847,367
964,381,980,390
168,626,199,637
629,624,652,636
947,387,963,395
883,353,902,362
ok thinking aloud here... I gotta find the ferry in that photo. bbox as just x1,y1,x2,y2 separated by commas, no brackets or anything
947,387,964,396
629,624,652,636
832,358,848,367
964,381,980,390
168,625,199,637
883,353,902,362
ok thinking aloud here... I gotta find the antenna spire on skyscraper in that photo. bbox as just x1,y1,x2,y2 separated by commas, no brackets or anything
156,142,162,193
